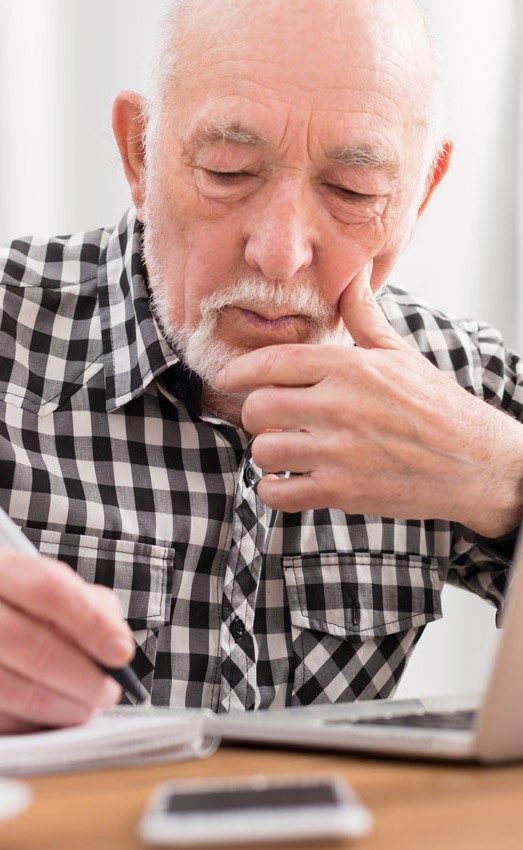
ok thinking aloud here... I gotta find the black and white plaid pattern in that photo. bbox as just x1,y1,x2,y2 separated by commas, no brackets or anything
0,209,520,711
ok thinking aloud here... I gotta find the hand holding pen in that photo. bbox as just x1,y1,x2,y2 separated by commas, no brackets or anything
0,505,145,735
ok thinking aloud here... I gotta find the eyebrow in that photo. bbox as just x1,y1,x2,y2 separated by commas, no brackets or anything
328,146,400,177
182,121,269,156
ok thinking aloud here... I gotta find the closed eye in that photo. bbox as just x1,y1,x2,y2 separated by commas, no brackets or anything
326,184,376,202
204,170,252,184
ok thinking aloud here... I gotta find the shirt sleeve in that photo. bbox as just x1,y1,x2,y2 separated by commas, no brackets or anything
448,319,523,618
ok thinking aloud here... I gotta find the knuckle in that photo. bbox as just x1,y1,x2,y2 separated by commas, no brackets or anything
257,343,303,377
286,345,313,379
20,679,53,721
259,345,283,375
27,629,62,679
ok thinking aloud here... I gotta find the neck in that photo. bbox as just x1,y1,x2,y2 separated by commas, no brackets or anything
201,385,246,428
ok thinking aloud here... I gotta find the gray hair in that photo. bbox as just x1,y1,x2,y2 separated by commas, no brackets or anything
416,14,446,193
143,0,188,174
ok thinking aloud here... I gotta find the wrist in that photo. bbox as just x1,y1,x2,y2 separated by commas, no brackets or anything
459,413,523,538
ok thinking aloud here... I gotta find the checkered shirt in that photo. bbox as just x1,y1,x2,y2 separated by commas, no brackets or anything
0,209,520,711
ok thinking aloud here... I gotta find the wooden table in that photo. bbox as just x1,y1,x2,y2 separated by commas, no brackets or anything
1,745,522,850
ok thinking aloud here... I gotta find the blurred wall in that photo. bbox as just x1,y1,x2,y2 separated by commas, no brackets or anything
0,0,169,240
395,0,521,350
0,0,521,699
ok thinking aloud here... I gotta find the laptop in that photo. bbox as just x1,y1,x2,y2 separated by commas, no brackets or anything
208,534,523,764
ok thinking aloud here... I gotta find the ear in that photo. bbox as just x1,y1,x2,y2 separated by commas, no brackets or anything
417,139,453,216
112,91,148,221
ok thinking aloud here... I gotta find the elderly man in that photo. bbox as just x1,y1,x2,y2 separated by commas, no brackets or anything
0,0,522,734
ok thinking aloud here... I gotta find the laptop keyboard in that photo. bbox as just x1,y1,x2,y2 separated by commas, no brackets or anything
346,709,477,731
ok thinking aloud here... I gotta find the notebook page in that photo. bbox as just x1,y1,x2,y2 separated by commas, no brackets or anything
0,709,218,776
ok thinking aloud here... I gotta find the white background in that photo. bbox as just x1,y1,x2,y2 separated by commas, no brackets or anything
1,0,521,699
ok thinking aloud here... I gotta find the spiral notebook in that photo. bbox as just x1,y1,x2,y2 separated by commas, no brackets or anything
0,708,218,776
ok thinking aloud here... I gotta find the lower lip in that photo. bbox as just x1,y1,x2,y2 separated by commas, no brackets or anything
239,309,303,331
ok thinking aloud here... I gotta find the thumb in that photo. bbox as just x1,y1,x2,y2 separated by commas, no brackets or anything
339,261,406,350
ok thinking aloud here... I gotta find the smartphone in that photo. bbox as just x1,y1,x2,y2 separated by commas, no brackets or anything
139,773,372,846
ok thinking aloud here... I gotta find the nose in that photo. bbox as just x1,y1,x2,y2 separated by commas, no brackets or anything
243,177,315,281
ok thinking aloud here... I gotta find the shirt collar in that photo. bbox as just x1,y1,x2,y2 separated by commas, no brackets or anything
98,208,180,411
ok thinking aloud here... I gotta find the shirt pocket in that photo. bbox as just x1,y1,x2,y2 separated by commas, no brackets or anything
282,551,444,704
282,550,443,639
23,527,174,697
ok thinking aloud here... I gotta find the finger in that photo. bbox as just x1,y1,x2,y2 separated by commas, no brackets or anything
251,430,317,473
0,709,39,735
89,582,126,617
0,663,113,730
242,386,324,433
339,261,407,350
0,552,135,668
0,598,122,710
256,472,330,514
216,343,338,394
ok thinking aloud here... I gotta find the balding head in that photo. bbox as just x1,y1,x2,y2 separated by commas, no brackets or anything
146,0,444,179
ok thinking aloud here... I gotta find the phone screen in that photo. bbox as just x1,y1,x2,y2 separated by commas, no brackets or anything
165,782,339,814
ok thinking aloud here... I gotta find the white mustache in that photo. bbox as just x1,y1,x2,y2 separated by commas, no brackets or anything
146,260,349,395
198,277,337,326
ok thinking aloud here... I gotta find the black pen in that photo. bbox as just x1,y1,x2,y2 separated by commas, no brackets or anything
98,664,146,703
0,505,146,704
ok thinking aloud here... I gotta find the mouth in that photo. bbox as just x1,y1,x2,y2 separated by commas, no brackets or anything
236,307,308,331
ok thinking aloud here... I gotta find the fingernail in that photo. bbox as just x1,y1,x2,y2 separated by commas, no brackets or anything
106,634,135,666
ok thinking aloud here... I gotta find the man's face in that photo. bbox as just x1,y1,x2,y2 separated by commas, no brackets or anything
140,0,433,384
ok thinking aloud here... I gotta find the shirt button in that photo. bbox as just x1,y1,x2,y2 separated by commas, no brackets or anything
230,617,246,641
243,465,256,488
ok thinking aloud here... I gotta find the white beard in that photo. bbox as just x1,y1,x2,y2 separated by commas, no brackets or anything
142,220,353,417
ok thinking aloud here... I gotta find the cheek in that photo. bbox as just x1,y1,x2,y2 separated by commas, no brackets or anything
367,203,416,288
182,217,247,282
160,168,247,249
333,204,391,270
371,249,402,290
146,209,249,325
322,215,387,282
369,221,413,289
357,213,388,253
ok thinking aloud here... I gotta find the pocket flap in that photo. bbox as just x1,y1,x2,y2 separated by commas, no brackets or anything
282,550,443,639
